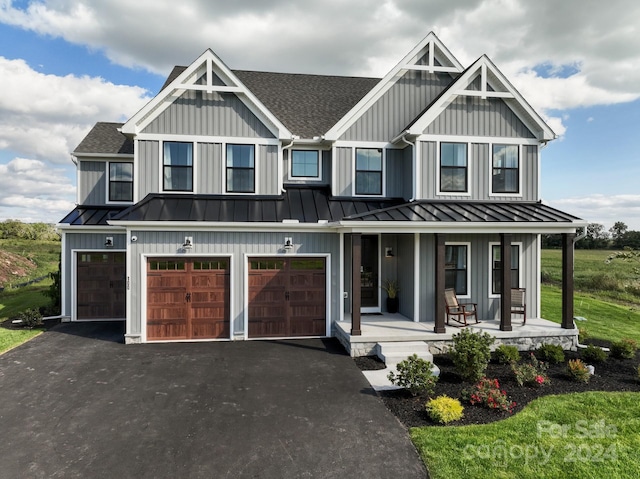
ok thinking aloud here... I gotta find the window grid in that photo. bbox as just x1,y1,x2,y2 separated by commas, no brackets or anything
492,144,519,194
108,162,133,202
440,142,468,193
491,244,520,294
226,144,255,193
355,148,383,195
291,150,320,178
163,142,193,192
445,244,468,296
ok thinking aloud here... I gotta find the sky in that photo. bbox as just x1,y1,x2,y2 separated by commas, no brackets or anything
0,0,639,230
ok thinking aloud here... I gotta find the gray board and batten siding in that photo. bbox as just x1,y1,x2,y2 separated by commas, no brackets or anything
420,142,538,201
137,141,280,198
142,90,275,138
78,161,106,205
340,71,454,142
126,231,340,340
418,233,539,322
62,233,126,317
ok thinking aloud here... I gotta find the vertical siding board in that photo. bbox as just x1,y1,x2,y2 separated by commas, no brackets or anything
78,161,106,205
138,140,159,198
197,143,223,194
258,145,279,195
336,147,352,196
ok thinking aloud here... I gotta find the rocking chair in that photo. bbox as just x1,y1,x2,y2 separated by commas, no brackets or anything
511,288,526,325
444,288,479,327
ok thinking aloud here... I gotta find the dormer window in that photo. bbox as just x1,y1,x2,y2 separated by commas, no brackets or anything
291,150,320,179
355,148,382,195
440,142,468,193
108,162,133,202
163,142,193,192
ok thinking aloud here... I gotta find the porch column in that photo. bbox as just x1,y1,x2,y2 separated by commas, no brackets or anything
500,233,513,332
561,233,576,329
351,233,362,336
434,233,446,333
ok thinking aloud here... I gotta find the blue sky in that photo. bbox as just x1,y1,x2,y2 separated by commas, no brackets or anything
0,0,639,229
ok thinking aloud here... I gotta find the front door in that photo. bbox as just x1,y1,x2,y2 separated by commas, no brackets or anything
361,235,379,312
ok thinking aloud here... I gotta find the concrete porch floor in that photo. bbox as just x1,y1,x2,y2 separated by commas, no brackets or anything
334,313,578,357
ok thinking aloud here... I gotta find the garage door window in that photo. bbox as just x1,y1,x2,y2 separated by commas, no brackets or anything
149,260,186,271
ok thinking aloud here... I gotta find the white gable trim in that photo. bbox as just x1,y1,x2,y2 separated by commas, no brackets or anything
407,55,556,141
121,49,292,140
324,32,463,141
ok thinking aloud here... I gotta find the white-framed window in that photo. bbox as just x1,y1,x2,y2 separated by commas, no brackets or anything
163,142,193,192
445,242,470,297
226,144,255,193
439,142,468,193
489,242,522,296
290,150,321,180
491,144,520,194
355,148,383,195
107,162,133,202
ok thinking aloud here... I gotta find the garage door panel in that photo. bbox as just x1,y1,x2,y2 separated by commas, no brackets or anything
248,319,287,338
147,320,188,341
76,252,126,320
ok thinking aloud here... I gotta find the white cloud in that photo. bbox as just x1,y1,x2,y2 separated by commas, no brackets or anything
0,157,75,222
547,195,640,231
0,56,150,163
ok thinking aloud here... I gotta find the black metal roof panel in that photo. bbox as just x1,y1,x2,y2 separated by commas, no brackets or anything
59,206,129,226
111,186,402,223
160,66,380,139
344,200,582,223
73,122,133,155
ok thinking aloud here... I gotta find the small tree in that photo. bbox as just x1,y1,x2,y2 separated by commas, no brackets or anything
450,329,494,382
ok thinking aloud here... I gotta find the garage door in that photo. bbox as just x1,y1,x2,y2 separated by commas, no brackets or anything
77,252,126,320
248,257,326,338
146,258,230,341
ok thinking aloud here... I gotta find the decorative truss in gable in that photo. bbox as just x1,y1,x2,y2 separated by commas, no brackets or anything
120,49,292,139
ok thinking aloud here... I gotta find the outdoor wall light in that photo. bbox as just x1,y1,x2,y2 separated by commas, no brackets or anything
385,247,394,258
284,237,293,252
105,237,114,248
182,236,193,250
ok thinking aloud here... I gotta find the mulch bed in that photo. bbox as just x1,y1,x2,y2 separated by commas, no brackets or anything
356,344,640,428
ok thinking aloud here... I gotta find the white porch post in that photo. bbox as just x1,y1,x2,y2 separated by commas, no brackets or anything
413,232,420,322
339,231,344,322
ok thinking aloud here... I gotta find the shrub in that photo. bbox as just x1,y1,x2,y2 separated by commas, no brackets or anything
578,327,590,344
387,354,438,396
462,378,515,413
535,344,565,364
582,344,607,363
16,308,43,328
512,353,549,387
610,339,638,360
637,365,640,382
494,344,520,364
451,329,495,382
567,359,591,383
425,395,464,424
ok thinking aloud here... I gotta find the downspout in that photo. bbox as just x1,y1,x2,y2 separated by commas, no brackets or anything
397,132,416,201
281,139,295,193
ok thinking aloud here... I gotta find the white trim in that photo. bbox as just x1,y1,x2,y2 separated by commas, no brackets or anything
334,140,399,149
339,231,345,322
243,253,332,339
331,145,338,197
361,234,381,313
416,134,539,146
336,221,587,234
125,230,132,338
445,241,471,299
536,234,541,318
133,139,140,203
413,232,420,322
288,149,323,182
140,253,234,343
71,249,126,322
488,143,523,198
488,241,523,298
108,221,336,231
105,160,135,205
61,231,67,317
352,147,386,197
414,140,421,199
136,132,279,146
436,141,472,197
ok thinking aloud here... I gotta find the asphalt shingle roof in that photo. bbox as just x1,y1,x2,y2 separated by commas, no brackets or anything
73,122,133,155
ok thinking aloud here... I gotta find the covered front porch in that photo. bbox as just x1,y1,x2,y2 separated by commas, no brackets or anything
334,313,579,357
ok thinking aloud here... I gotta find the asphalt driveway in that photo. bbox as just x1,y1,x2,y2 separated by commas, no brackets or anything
0,323,427,478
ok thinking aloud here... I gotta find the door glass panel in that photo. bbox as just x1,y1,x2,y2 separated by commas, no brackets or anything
361,235,379,308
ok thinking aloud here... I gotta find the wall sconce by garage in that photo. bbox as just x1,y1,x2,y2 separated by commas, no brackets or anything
284,237,293,252
385,247,394,258
182,236,193,251
105,237,114,248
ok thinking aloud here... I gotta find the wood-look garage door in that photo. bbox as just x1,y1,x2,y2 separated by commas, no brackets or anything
248,257,326,338
77,252,126,320
146,258,230,341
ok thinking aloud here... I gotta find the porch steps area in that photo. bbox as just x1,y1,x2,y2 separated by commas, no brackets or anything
361,341,440,392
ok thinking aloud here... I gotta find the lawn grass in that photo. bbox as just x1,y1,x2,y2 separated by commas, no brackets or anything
0,238,60,287
411,392,640,479
541,284,640,343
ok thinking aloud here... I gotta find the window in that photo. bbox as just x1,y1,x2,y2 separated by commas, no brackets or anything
163,142,193,191
492,145,519,193
355,148,382,195
491,244,520,294
445,244,468,296
440,143,467,192
109,162,133,202
227,144,255,192
291,150,320,179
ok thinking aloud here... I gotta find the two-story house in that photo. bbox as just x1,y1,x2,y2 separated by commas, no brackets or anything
57,33,586,354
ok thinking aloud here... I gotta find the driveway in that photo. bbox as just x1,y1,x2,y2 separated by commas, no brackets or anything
0,323,427,478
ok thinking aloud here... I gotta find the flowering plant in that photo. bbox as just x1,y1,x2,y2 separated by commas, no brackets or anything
512,353,549,387
462,377,515,413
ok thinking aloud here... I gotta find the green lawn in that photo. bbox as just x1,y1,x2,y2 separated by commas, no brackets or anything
411,392,640,479
0,238,60,287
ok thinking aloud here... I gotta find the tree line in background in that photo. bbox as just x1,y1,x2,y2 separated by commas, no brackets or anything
0,220,60,241
543,221,640,249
